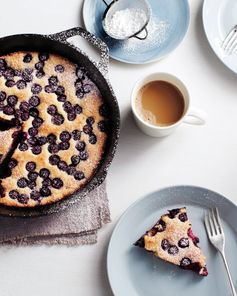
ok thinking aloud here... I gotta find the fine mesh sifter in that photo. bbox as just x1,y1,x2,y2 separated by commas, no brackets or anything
102,0,151,40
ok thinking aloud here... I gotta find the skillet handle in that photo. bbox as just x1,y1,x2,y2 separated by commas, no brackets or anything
48,27,109,76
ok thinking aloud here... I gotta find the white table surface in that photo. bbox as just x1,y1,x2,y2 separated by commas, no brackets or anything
0,0,237,295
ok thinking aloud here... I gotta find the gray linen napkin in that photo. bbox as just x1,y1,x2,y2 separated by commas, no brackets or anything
0,182,110,246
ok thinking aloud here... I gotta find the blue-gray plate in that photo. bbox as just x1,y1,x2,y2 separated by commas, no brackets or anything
107,186,237,295
83,0,190,64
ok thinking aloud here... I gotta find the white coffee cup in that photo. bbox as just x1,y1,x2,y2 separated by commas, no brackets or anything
131,72,207,137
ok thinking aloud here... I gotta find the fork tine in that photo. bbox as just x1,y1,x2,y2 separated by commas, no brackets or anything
222,29,236,50
211,208,221,234
228,38,237,55
226,34,237,51
215,207,223,233
204,213,212,237
208,210,217,235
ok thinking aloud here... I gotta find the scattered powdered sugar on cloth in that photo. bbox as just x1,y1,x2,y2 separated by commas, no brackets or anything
104,8,147,39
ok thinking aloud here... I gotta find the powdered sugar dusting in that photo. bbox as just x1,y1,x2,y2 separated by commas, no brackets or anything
121,16,170,53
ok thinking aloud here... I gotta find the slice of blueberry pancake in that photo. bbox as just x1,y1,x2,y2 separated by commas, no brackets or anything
135,207,208,276
0,52,109,207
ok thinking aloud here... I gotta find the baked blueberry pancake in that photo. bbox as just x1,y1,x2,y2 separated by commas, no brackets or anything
135,207,208,276
0,52,109,207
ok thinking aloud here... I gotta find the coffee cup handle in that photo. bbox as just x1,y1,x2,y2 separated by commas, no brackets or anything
183,108,207,125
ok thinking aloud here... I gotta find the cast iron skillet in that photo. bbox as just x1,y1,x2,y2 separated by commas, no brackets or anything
0,27,120,217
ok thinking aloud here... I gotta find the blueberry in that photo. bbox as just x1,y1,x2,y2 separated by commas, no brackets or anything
31,83,42,94
98,121,108,133
39,53,49,62
44,85,53,93
0,102,4,111
19,101,29,111
4,68,14,80
74,171,85,181
72,130,81,140
83,124,92,134
35,61,44,70
47,105,57,115
27,137,38,146
29,96,40,107
66,165,76,175
52,114,64,125
161,239,170,251
7,95,18,106
179,213,188,222
3,105,14,115
168,245,179,255
5,80,15,87
49,155,60,165
57,95,67,102
17,194,29,204
39,168,50,179
20,111,30,121
19,142,28,151
8,158,18,169
23,54,32,63
63,101,72,113
86,117,95,125
47,133,57,144
99,104,109,117
48,144,59,154
76,88,84,99
51,178,63,189
29,108,39,118
0,59,7,70
9,190,19,199
49,154,60,165
71,155,80,166
83,84,91,94
178,238,189,248
55,64,64,73
55,85,65,96
74,104,82,114
32,117,43,128
16,80,27,90
76,141,85,151
180,258,192,268
28,171,38,181
67,112,76,121
38,136,47,146
76,68,86,80
75,79,83,89
40,186,51,197
59,141,70,150
28,181,36,190
60,131,71,142
42,178,52,187
22,70,33,82
30,190,41,201
28,127,38,137
57,160,67,171
32,145,42,155
48,76,58,85
26,161,36,172
17,177,28,188
80,151,89,161
36,70,45,79
89,134,97,145
0,91,6,101
168,209,180,219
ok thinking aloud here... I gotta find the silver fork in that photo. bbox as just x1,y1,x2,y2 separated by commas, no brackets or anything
222,25,237,56
205,208,237,296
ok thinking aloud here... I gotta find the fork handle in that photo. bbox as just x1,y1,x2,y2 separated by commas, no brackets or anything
221,252,237,296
